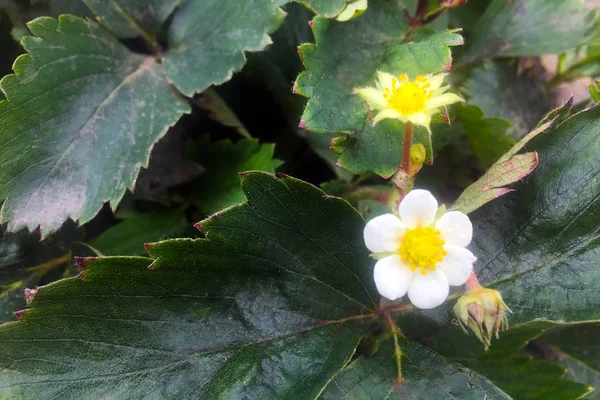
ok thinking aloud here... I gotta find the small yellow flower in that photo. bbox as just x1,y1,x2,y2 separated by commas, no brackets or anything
354,71,463,131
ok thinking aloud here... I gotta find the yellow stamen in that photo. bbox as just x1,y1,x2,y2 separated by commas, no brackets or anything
398,227,446,274
387,81,430,115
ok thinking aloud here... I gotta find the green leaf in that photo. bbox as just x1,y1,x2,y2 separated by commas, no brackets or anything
0,15,190,236
466,0,595,59
320,338,511,399
83,0,180,39
295,0,462,176
189,137,282,215
163,0,286,96
463,61,551,137
0,172,376,398
538,323,600,398
90,210,188,256
457,104,514,170
466,105,600,324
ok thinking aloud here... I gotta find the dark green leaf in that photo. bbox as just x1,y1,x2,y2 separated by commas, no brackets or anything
295,0,462,176
190,137,282,215
467,105,600,324
163,0,286,96
0,172,376,398
0,15,190,235
466,0,595,59
90,210,188,256
321,338,511,399
83,0,180,38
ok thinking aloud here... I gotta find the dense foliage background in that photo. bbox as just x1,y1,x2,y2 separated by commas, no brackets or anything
0,0,600,398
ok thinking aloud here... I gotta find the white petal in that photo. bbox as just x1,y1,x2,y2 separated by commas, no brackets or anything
407,269,449,309
363,214,405,253
426,92,463,111
376,71,396,90
406,112,431,131
373,255,414,301
373,109,403,125
398,189,438,228
438,245,476,286
435,211,473,247
354,87,388,109
427,73,446,91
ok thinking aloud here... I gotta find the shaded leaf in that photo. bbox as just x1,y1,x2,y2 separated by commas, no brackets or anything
0,172,375,399
195,88,251,138
295,0,462,176
0,15,190,235
397,316,593,400
321,338,511,399
245,2,353,179
189,137,282,215
83,0,180,39
538,323,600,398
463,60,550,137
90,209,188,256
457,104,514,170
163,0,286,96
466,0,595,59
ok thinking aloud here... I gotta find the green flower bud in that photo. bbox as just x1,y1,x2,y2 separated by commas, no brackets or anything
453,288,511,350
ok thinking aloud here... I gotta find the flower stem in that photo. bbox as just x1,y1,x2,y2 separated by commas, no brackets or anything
401,122,414,173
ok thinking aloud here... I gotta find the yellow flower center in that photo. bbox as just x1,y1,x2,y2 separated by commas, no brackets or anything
398,226,446,275
384,74,432,115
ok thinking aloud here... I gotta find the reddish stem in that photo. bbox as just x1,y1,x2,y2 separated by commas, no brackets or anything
466,271,482,292
401,122,414,172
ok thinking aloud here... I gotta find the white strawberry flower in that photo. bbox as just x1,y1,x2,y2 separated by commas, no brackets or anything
364,189,476,309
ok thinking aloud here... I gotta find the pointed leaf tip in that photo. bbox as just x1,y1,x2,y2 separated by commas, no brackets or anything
14,310,27,321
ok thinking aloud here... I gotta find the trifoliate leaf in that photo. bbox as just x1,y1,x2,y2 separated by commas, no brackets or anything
83,0,180,39
189,137,282,215
163,0,286,96
295,0,462,176
0,15,190,236
466,0,596,59
0,172,376,399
